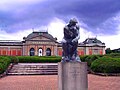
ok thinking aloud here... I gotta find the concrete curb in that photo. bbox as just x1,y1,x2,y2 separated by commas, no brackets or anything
90,70,120,76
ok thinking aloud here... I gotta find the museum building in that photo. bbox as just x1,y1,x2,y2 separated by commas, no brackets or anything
0,31,105,56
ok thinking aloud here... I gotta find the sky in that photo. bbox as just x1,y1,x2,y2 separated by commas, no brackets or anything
0,0,120,49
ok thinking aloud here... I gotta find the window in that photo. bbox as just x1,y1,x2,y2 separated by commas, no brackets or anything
30,48,35,56
46,48,51,56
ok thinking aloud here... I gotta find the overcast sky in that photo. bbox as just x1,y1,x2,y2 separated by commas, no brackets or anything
0,0,120,49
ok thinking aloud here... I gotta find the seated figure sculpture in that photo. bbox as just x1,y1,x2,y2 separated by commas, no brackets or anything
61,18,81,62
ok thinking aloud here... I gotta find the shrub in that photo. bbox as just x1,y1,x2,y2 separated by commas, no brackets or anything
6,56,19,64
17,56,61,63
0,56,11,74
105,53,120,58
91,56,120,73
80,55,89,62
0,63,4,74
81,55,100,67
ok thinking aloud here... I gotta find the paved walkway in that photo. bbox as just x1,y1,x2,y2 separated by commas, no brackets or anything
0,74,120,90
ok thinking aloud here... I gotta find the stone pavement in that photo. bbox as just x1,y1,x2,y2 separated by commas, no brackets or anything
0,74,120,90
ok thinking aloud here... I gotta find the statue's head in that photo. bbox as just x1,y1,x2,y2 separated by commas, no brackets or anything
69,18,78,25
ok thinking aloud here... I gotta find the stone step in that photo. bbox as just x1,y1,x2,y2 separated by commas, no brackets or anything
12,65,58,68
7,72,58,75
7,63,58,75
13,64,58,66
12,67,58,69
9,70,58,73
10,69,57,72
12,64,57,67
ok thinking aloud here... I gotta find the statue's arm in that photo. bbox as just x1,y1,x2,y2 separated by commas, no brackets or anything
76,26,80,40
72,25,80,42
62,38,66,43
62,26,68,43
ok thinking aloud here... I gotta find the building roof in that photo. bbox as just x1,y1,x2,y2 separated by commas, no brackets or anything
0,40,23,46
24,31,57,42
83,38,103,44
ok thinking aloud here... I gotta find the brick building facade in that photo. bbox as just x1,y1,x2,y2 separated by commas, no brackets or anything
0,31,105,56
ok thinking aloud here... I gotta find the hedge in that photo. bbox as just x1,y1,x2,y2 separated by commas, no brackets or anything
91,56,120,73
105,53,120,58
80,55,101,67
17,56,61,63
17,55,100,64
17,55,101,64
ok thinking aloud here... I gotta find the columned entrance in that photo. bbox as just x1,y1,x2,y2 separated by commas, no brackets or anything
38,48,43,56
30,48,35,56
46,48,51,56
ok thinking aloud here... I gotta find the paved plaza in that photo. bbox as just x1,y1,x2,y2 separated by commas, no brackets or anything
0,74,120,90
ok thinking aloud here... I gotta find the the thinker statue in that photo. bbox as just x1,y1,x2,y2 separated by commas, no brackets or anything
61,18,81,62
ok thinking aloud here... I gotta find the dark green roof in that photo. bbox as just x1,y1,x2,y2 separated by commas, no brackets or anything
25,31,57,42
83,38,103,44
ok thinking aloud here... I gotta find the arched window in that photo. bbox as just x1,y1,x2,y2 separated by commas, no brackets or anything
46,48,51,56
30,48,35,56
38,48,43,56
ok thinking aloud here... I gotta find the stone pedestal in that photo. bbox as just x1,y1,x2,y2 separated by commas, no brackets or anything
58,62,88,90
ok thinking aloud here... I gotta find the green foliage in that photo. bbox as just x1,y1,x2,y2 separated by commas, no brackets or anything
80,55,89,62
1,53,120,74
105,53,120,58
91,56,120,73
80,55,101,67
0,56,11,74
17,56,61,63
5,56,19,64
105,48,112,54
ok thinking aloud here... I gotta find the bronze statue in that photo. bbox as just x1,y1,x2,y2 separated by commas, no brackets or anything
61,18,81,62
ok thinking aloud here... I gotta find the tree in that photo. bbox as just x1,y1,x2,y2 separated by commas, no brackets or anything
105,48,112,54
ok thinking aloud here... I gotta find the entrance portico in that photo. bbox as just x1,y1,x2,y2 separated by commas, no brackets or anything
23,31,58,56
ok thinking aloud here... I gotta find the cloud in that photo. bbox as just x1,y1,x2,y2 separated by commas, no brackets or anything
47,17,66,41
0,0,120,34
96,12,120,34
98,34,120,50
0,0,120,49
0,0,56,33
0,29,33,40
0,0,45,7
